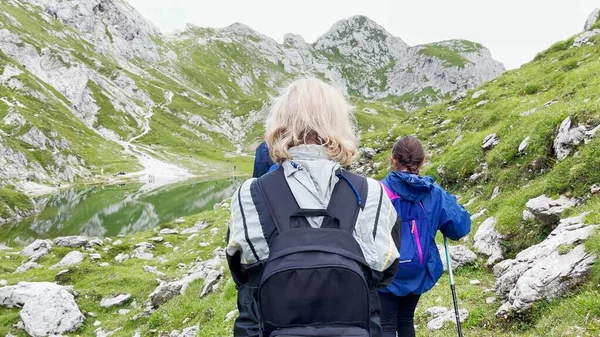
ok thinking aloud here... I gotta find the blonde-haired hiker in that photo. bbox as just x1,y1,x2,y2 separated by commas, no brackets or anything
227,78,401,337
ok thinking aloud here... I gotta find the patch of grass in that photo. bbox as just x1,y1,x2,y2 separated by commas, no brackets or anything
418,44,471,68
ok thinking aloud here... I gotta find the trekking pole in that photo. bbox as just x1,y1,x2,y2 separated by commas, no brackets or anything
443,236,464,337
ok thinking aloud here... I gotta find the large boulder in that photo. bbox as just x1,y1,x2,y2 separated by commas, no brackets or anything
0,282,85,336
20,239,52,261
525,195,576,226
437,244,477,271
494,214,597,316
53,236,90,248
50,251,85,270
473,217,504,265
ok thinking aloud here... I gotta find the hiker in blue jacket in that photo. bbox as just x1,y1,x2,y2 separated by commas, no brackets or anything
379,135,471,337
252,141,274,178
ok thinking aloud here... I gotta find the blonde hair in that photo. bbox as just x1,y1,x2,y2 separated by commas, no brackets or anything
265,78,358,166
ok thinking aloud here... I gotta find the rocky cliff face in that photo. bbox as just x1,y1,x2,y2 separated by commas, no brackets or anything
0,0,504,198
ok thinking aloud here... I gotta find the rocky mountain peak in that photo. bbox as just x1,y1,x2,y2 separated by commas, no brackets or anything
314,15,408,64
584,8,600,31
21,0,160,62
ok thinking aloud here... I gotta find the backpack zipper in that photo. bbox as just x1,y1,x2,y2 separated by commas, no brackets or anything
412,220,424,264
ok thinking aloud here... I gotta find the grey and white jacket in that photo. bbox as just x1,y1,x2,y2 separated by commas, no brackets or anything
226,145,400,337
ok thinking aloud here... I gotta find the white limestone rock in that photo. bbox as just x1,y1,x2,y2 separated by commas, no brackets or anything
20,239,52,261
584,8,600,31
0,282,85,336
15,261,42,273
50,251,85,269
437,244,477,271
525,195,576,226
473,217,504,266
425,307,468,330
482,134,500,151
494,214,597,316
518,136,530,153
100,294,131,308
53,236,89,248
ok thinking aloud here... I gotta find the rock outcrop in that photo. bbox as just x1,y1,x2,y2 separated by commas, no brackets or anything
0,282,85,336
149,248,224,307
584,8,600,31
494,214,597,316
473,217,504,265
525,195,576,227
438,244,477,271
553,116,598,160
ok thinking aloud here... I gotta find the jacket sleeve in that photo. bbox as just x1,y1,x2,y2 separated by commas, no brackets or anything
437,188,471,241
227,186,260,337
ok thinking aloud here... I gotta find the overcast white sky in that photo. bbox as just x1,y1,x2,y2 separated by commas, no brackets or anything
127,0,598,69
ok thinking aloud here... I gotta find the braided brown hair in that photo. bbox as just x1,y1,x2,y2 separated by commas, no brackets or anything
392,136,425,174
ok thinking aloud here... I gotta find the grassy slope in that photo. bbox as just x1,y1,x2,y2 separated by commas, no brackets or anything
358,31,600,336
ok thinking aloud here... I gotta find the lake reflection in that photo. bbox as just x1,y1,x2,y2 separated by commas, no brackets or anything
2,179,239,245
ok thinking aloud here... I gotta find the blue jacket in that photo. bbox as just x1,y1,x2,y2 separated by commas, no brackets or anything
380,171,471,296
252,142,274,178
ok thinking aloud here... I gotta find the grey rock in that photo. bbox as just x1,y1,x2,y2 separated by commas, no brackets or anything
473,217,504,266
143,265,165,276
491,186,500,200
470,279,481,285
15,261,42,273
482,134,500,151
494,214,597,316
518,136,530,153
425,307,468,330
112,240,123,246
134,242,155,250
53,236,89,248
437,244,477,271
148,237,164,243
0,282,84,336
177,326,199,337
181,221,210,234
99,262,110,267
174,217,185,224
591,184,600,194
470,209,487,221
150,250,224,307
485,297,496,304
119,309,130,315
88,239,103,247
100,294,131,308
522,210,536,221
584,8,600,31
572,29,600,47
225,310,238,322
115,253,130,263
90,253,102,261
475,99,489,107
159,229,179,235
472,90,485,99
0,280,6,286
20,239,52,261
525,195,576,226
50,251,85,269
554,117,586,160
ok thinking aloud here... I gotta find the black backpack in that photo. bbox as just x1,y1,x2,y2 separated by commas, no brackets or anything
256,167,372,337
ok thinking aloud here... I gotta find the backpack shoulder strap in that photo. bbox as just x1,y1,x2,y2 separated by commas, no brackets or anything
326,170,368,233
257,167,308,233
